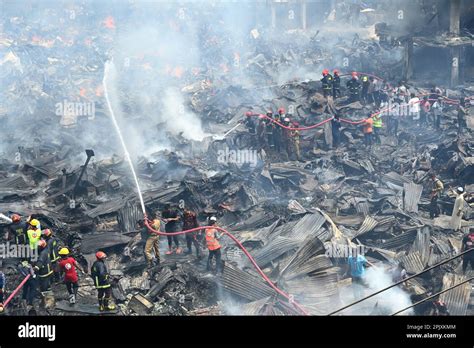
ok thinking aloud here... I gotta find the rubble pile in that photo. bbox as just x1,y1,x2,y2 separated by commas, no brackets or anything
0,0,473,316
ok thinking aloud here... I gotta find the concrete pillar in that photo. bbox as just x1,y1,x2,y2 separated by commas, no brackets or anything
404,38,413,81
301,0,307,30
449,0,461,35
451,47,460,87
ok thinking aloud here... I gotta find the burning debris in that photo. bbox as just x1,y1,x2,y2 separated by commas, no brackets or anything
0,0,473,318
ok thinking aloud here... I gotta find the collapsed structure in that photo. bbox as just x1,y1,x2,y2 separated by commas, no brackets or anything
0,0,473,316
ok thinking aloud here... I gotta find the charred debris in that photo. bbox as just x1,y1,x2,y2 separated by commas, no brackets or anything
0,0,473,316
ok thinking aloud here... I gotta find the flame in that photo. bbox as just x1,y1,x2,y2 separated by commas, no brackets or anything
103,16,116,29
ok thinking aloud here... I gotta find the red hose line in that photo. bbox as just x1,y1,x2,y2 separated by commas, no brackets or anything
144,217,310,315
3,274,31,309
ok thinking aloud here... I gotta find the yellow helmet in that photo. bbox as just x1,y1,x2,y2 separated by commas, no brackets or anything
59,248,70,256
29,219,40,227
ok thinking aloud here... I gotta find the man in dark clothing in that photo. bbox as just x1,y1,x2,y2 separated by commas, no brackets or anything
346,72,360,103
332,70,341,98
91,251,115,311
461,230,474,273
256,115,267,151
0,271,5,305
272,113,282,153
265,111,274,149
182,208,202,257
321,69,333,98
162,204,183,255
243,112,256,135
34,240,53,293
360,75,370,104
18,260,37,306
8,214,28,245
42,229,60,282
331,114,342,148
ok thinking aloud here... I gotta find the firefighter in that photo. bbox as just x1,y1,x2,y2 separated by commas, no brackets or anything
183,208,202,258
321,69,333,98
27,219,41,250
290,122,301,161
281,117,291,159
331,114,342,148
34,240,53,293
265,111,274,149
461,230,474,273
361,75,370,103
243,111,256,135
346,72,360,102
256,115,267,151
273,108,285,153
58,248,85,305
205,216,222,274
18,259,37,307
429,174,444,218
8,214,28,245
332,69,341,99
372,111,383,144
144,217,160,267
42,229,60,282
91,251,116,311
0,270,4,306
362,115,373,146
162,204,183,255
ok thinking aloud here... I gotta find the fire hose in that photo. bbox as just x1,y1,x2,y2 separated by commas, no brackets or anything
1,274,31,311
143,216,311,315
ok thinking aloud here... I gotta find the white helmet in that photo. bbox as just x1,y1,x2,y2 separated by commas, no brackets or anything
457,187,464,194
209,216,217,222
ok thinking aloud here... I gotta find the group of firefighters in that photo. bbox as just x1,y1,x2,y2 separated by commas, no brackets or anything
0,208,224,312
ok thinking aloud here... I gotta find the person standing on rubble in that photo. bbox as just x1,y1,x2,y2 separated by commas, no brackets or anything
431,97,443,129
0,270,4,307
346,72,360,103
391,262,408,287
332,70,341,99
408,93,420,125
265,111,274,150
34,239,53,293
18,259,37,308
321,69,333,98
281,117,292,160
429,174,444,219
290,122,301,161
273,109,285,153
8,214,28,245
42,229,60,282
205,216,222,274
91,251,116,311
451,187,466,231
372,111,383,144
58,247,85,305
461,229,474,273
346,249,373,299
162,204,183,255
183,208,202,258
27,219,41,250
420,96,430,126
256,115,267,152
362,115,374,146
360,75,370,104
143,217,161,267
457,97,469,132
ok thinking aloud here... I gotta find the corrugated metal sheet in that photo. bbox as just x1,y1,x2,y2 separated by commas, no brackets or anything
86,197,128,218
240,297,271,315
355,216,378,237
280,236,326,278
220,264,275,302
253,220,279,241
285,212,326,241
356,201,370,216
410,227,431,267
398,251,425,274
254,236,301,267
0,175,29,189
118,201,142,232
439,273,471,315
282,255,333,281
382,172,411,186
379,229,418,250
403,182,423,213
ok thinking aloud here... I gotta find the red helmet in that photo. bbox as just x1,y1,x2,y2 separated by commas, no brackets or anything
245,111,253,117
42,228,52,237
278,108,285,114
96,251,107,260
11,214,21,223
258,114,266,119
333,69,339,75
322,69,329,76
38,239,47,248
351,71,358,77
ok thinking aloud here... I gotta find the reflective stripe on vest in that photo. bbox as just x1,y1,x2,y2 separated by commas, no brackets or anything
373,116,382,128
95,276,111,289
205,228,221,251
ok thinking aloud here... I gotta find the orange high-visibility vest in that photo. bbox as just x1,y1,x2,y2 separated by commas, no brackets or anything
205,228,221,251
